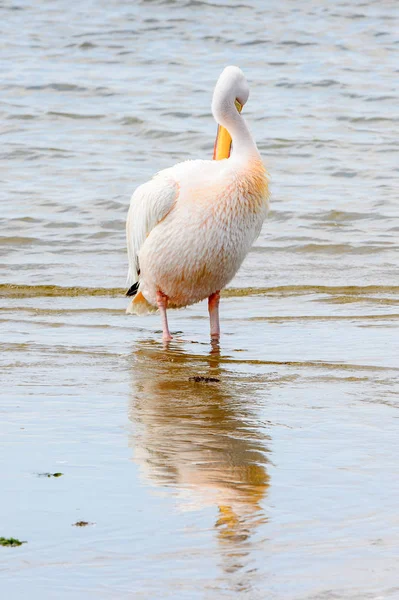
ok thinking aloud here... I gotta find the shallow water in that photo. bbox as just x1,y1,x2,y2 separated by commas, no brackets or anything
1,0,398,598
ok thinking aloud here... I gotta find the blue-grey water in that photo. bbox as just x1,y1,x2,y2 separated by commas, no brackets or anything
1,0,398,598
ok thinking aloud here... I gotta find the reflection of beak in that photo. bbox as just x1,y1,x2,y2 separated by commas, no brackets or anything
216,505,239,538
213,99,242,160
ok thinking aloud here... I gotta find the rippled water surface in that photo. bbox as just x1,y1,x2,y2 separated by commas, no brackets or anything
1,1,398,598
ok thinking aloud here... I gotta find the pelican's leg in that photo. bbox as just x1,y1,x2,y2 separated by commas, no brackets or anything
156,290,172,342
208,290,220,340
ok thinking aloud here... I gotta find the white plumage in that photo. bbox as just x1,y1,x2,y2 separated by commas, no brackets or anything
126,173,178,287
126,66,270,340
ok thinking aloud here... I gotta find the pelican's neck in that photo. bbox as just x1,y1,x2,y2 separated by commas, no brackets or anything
213,101,259,162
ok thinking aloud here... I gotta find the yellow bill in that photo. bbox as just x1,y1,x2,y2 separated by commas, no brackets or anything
213,99,242,160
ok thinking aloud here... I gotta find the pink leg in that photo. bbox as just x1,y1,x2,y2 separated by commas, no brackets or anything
208,290,220,340
156,291,172,342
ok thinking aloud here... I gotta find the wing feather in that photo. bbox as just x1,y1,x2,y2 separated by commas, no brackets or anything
126,174,178,287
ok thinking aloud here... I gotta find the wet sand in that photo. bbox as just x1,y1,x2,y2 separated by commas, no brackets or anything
1,285,398,598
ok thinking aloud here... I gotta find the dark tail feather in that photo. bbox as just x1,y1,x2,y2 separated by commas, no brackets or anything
126,282,139,297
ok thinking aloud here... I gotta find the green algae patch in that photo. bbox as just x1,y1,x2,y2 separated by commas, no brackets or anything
37,472,63,478
0,283,124,298
0,537,26,547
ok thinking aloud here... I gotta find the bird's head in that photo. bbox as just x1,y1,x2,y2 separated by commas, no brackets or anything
212,66,250,160
212,66,249,120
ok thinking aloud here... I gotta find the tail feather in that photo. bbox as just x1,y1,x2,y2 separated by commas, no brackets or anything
126,291,157,315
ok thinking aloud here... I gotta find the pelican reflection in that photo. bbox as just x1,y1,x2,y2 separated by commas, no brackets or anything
128,341,271,547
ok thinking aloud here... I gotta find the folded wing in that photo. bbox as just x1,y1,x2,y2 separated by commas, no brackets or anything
126,174,178,291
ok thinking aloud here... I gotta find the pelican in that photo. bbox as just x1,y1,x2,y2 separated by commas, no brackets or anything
126,66,270,341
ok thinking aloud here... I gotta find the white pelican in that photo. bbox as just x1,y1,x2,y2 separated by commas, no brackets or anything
126,66,270,341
